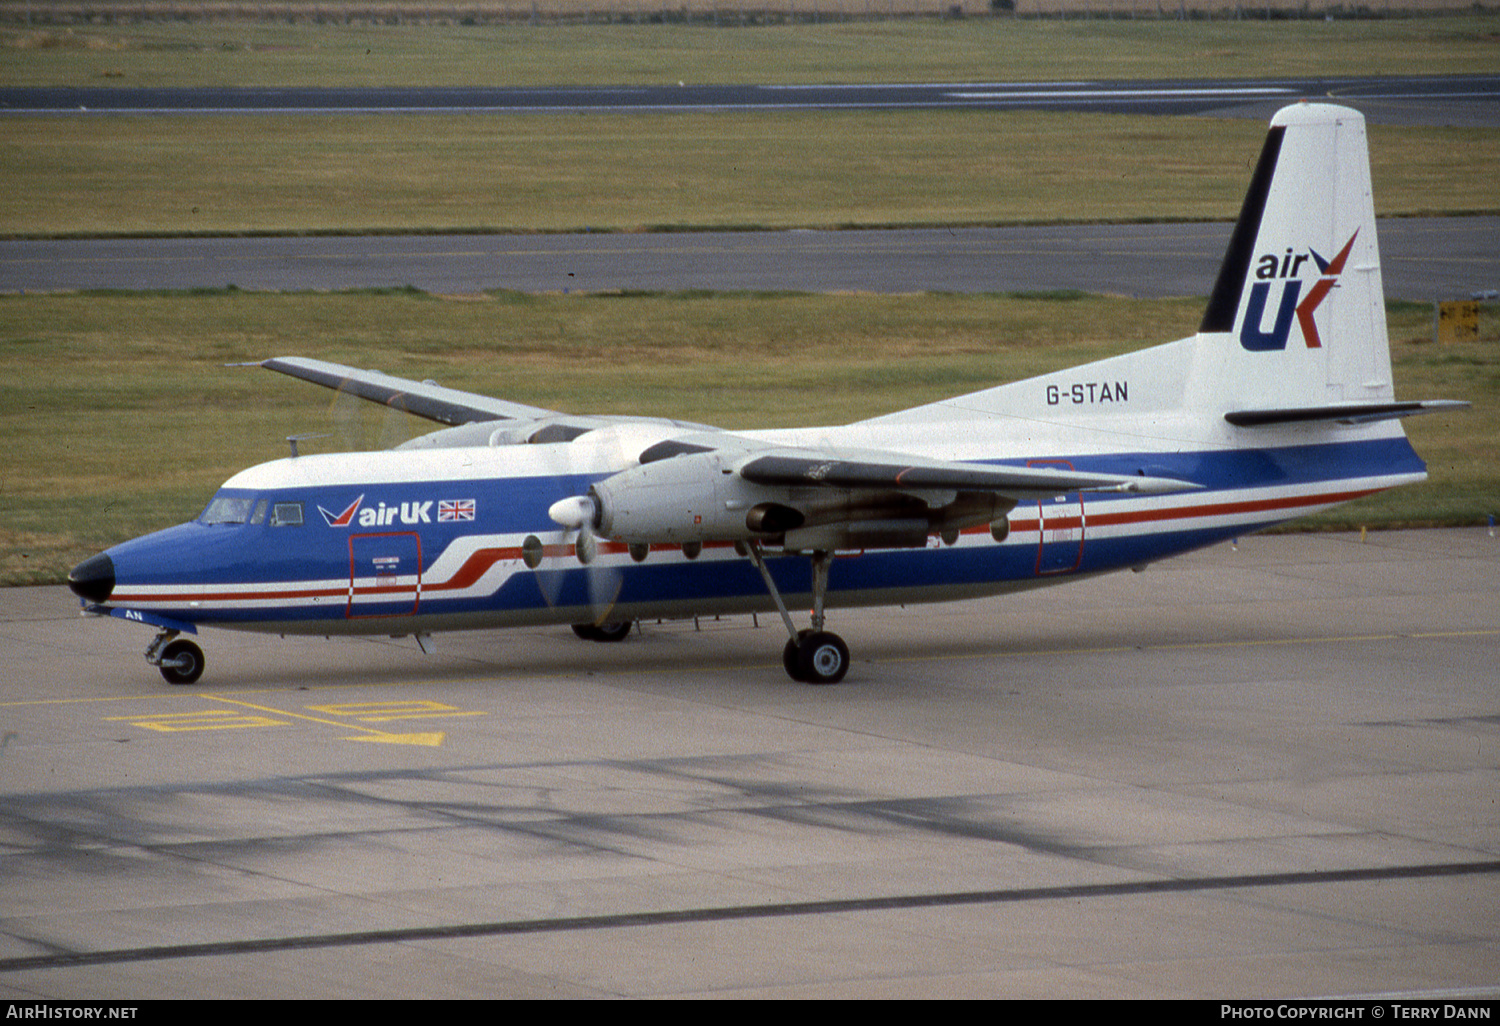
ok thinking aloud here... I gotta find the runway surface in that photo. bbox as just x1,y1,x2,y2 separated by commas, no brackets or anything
2,529,1496,998
6,218,1497,299
4,74,1498,123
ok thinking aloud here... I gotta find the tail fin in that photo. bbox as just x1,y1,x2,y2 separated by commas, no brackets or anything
1198,103,1399,419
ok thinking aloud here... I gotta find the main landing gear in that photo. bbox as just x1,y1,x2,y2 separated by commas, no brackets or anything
146,628,205,685
747,543,850,685
571,621,634,642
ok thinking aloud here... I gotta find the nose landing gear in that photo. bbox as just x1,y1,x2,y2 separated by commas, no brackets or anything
146,629,205,686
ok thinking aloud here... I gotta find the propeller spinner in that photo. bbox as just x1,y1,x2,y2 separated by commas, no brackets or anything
547,494,599,564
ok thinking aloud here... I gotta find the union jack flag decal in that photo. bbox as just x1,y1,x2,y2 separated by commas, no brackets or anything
438,499,476,522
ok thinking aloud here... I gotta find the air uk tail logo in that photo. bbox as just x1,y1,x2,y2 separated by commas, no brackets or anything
1239,230,1358,352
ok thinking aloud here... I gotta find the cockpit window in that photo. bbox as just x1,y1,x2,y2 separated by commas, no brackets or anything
200,495,254,525
270,502,304,527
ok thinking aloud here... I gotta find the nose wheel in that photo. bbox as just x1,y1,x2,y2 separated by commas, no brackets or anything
146,630,205,686
750,544,850,685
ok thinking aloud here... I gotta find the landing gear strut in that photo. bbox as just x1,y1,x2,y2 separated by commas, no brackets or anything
146,629,205,686
748,543,850,685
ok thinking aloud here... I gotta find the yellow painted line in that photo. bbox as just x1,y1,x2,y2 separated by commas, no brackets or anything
202,695,448,747
102,709,286,732
303,699,487,723
345,731,446,747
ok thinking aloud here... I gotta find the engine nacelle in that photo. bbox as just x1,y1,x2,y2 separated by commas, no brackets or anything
591,452,773,544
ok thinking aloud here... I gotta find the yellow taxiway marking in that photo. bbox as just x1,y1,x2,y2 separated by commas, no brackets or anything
99,697,487,746
203,696,473,746
103,709,287,732
303,700,487,724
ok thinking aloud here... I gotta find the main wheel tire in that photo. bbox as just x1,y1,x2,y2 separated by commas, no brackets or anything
796,631,849,685
591,621,633,642
159,639,204,686
782,629,815,682
783,637,806,682
572,622,633,642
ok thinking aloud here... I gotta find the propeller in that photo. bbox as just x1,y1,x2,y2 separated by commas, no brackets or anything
548,494,599,564
538,433,627,626
331,374,416,451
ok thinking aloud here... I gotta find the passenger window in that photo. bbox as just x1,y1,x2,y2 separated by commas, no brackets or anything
270,502,304,527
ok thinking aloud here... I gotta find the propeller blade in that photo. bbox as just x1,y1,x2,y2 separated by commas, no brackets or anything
576,522,598,566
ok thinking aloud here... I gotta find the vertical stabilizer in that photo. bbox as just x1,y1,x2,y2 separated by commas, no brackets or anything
1195,103,1393,414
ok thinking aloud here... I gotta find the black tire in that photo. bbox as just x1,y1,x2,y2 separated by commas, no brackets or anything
572,622,633,642
591,621,633,642
783,637,806,682
159,639,204,686
782,628,814,682
796,631,849,685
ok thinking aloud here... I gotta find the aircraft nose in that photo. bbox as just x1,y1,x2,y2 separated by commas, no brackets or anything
68,553,115,604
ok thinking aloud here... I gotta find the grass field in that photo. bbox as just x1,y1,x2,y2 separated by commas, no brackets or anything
3,113,1496,236
1,288,1494,586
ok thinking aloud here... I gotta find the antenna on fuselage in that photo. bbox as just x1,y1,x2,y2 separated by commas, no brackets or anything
286,433,329,458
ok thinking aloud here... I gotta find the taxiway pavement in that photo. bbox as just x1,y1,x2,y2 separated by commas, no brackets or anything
5,218,1496,299
1,529,1496,998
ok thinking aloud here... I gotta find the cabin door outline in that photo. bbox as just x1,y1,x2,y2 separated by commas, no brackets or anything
1027,460,1086,576
348,532,422,618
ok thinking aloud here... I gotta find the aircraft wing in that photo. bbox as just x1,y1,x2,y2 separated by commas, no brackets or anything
734,449,1199,498
255,357,559,426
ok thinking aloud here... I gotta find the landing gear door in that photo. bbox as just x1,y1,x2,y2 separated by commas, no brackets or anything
348,533,422,619
1028,460,1086,576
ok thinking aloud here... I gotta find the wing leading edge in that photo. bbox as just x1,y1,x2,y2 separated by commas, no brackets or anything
256,357,559,426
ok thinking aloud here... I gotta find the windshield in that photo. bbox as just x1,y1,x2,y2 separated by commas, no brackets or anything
199,495,254,525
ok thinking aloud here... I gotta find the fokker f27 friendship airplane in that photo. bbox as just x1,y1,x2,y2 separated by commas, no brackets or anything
69,103,1466,686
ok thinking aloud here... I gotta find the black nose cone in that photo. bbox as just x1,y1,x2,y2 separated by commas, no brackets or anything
68,553,115,604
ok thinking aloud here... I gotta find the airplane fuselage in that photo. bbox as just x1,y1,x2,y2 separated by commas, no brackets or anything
81,416,1426,638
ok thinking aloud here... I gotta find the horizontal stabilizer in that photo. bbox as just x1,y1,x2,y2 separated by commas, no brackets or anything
736,452,1200,498
1226,400,1471,427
